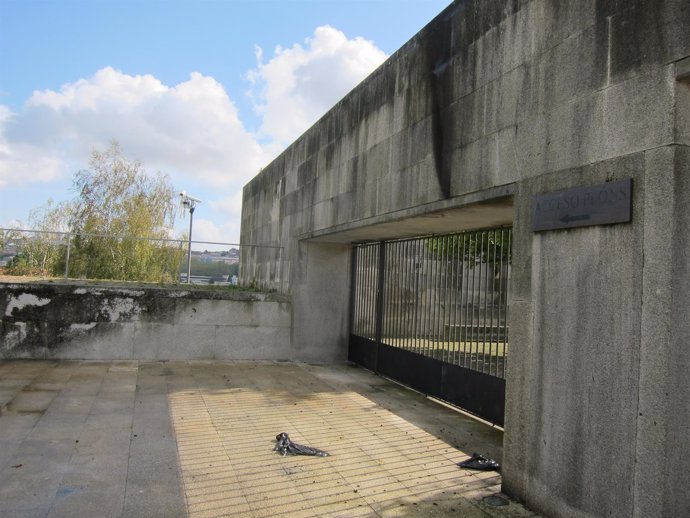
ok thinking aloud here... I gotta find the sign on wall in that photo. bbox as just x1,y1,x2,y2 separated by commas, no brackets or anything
533,178,632,232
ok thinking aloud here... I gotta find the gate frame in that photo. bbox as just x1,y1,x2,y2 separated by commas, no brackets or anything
348,232,509,426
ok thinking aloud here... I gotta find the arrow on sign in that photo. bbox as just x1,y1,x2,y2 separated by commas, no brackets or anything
560,214,591,224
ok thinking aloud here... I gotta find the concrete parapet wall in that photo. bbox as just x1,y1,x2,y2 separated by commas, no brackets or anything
0,282,291,360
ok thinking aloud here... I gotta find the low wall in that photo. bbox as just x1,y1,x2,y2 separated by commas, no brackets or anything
0,282,291,360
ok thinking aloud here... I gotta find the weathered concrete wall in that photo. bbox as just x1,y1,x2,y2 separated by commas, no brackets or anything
240,0,690,516
0,283,291,360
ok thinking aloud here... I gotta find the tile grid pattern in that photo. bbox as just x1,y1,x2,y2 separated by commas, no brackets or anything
169,362,510,518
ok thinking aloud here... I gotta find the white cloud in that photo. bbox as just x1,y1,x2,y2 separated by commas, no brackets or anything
0,26,388,238
248,25,387,145
209,190,244,218
0,67,268,190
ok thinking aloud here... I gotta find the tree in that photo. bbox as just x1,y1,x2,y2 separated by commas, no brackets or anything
5,200,70,276
64,142,184,281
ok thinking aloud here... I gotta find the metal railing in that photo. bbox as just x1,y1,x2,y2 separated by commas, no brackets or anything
351,228,511,378
0,227,283,289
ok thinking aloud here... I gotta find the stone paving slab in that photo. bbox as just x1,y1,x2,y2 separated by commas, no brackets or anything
0,360,538,517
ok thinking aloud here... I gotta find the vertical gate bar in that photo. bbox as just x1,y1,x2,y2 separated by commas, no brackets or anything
398,241,404,347
447,235,455,364
421,237,428,355
477,232,487,372
425,237,433,357
392,241,398,347
371,244,377,341
359,245,365,337
399,241,405,348
442,235,451,363
412,239,418,352
415,238,422,354
365,244,372,339
424,239,436,356
388,241,395,347
358,245,364,336
407,239,414,352
359,244,365,337
482,231,489,374
353,245,360,336
471,232,479,370
428,236,437,358
360,244,367,338
391,241,399,346
484,231,490,372
475,232,482,372
350,245,358,336
369,244,376,339
442,236,455,361
431,236,440,358
360,244,366,338
375,242,386,353
398,241,404,350
490,231,498,376
430,236,438,358
401,241,412,349
498,229,505,377
391,241,398,346
451,234,460,365
422,237,430,356
395,242,405,347
437,235,447,361
503,229,511,378
382,242,390,345
370,244,374,339
496,231,503,377
461,232,469,368
475,234,481,370
416,238,423,354
435,236,444,358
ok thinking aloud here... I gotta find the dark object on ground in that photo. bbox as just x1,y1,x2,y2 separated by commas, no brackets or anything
274,432,329,457
458,452,500,471
483,495,509,507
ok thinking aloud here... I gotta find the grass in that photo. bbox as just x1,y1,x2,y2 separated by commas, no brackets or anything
0,271,270,293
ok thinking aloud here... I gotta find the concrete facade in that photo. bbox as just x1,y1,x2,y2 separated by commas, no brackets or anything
241,1,690,517
0,283,291,361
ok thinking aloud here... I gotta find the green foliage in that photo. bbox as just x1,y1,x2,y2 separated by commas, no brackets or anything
426,229,511,267
66,142,183,282
5,200,70,276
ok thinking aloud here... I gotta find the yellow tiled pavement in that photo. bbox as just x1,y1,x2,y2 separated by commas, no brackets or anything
167,361,536,518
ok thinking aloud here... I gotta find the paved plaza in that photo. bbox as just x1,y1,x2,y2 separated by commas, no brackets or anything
0,360,536,517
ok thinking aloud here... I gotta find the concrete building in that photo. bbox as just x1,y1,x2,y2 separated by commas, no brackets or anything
240,1,690,517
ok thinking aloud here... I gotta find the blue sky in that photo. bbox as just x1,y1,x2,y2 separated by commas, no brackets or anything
0,0,450,246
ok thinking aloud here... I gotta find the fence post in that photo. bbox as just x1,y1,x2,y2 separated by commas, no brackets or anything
374,241,386,372
64,232,72,279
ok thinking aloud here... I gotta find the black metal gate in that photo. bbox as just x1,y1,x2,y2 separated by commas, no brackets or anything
349,228,511,426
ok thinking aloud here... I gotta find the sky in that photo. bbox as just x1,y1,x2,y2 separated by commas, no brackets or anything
0,0,451,248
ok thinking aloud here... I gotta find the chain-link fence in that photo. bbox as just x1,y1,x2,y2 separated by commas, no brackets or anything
0,227,283,290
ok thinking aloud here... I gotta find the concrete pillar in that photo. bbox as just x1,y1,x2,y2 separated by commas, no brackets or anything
290,241,351,362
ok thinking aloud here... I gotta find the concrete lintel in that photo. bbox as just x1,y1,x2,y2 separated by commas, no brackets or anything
300,184,515,243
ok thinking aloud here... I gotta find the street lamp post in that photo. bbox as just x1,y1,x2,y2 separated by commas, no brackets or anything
179,191,202,284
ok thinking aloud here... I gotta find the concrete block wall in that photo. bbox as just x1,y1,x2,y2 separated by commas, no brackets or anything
240,1,690,516
0,283,291,361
